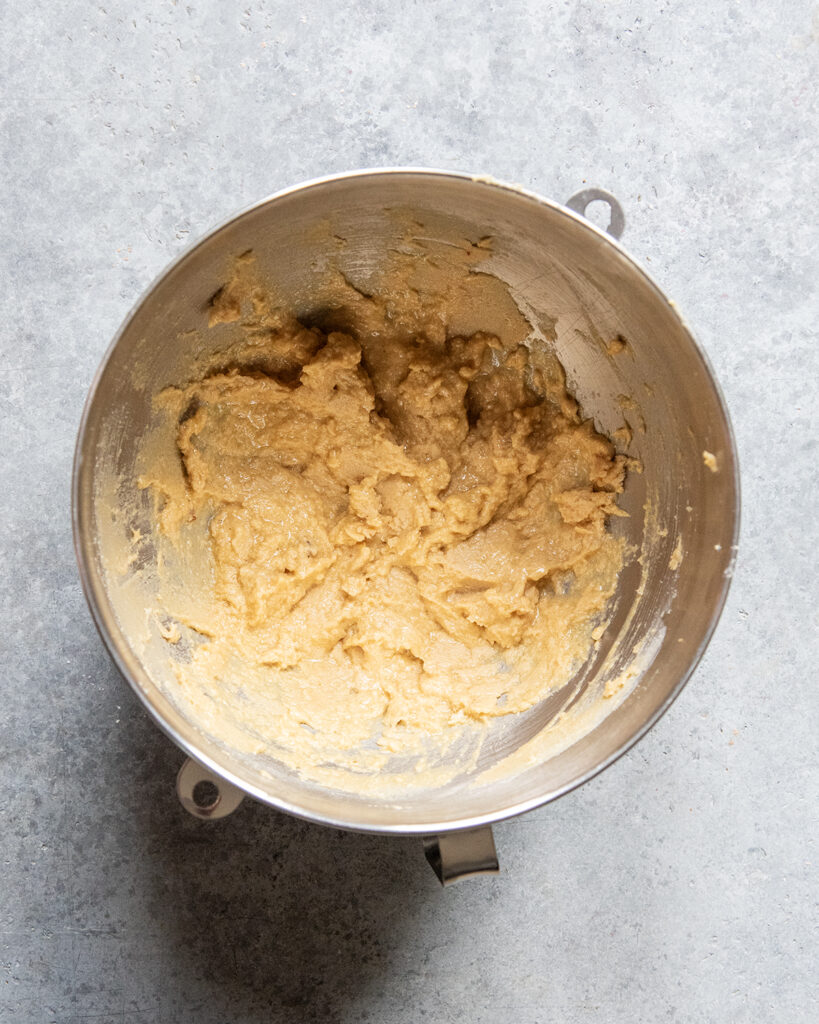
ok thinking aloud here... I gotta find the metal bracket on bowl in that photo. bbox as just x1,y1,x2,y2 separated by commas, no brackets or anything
423,826,499,886
565,188,625,240
176,756,246,820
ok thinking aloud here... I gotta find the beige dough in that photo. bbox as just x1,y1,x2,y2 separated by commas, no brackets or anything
141,239,629,785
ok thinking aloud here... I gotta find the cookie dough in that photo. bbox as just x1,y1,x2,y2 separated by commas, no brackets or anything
141,241,628,784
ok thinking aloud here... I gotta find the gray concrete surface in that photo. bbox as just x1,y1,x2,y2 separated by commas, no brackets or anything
1,1,817,1021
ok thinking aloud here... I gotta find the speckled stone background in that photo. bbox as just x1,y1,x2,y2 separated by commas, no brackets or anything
1,1,817,1022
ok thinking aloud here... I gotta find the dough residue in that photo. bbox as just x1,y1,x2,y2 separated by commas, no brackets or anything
703,449,718,473
139,241,630,788
668,534,684,570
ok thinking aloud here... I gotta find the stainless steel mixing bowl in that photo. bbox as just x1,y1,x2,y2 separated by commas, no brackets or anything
73,170,739,882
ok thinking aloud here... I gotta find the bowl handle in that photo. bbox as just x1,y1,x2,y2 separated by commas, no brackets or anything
423,826,499,885
176,756,246,820
565,188,625,240
176,756,500,885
